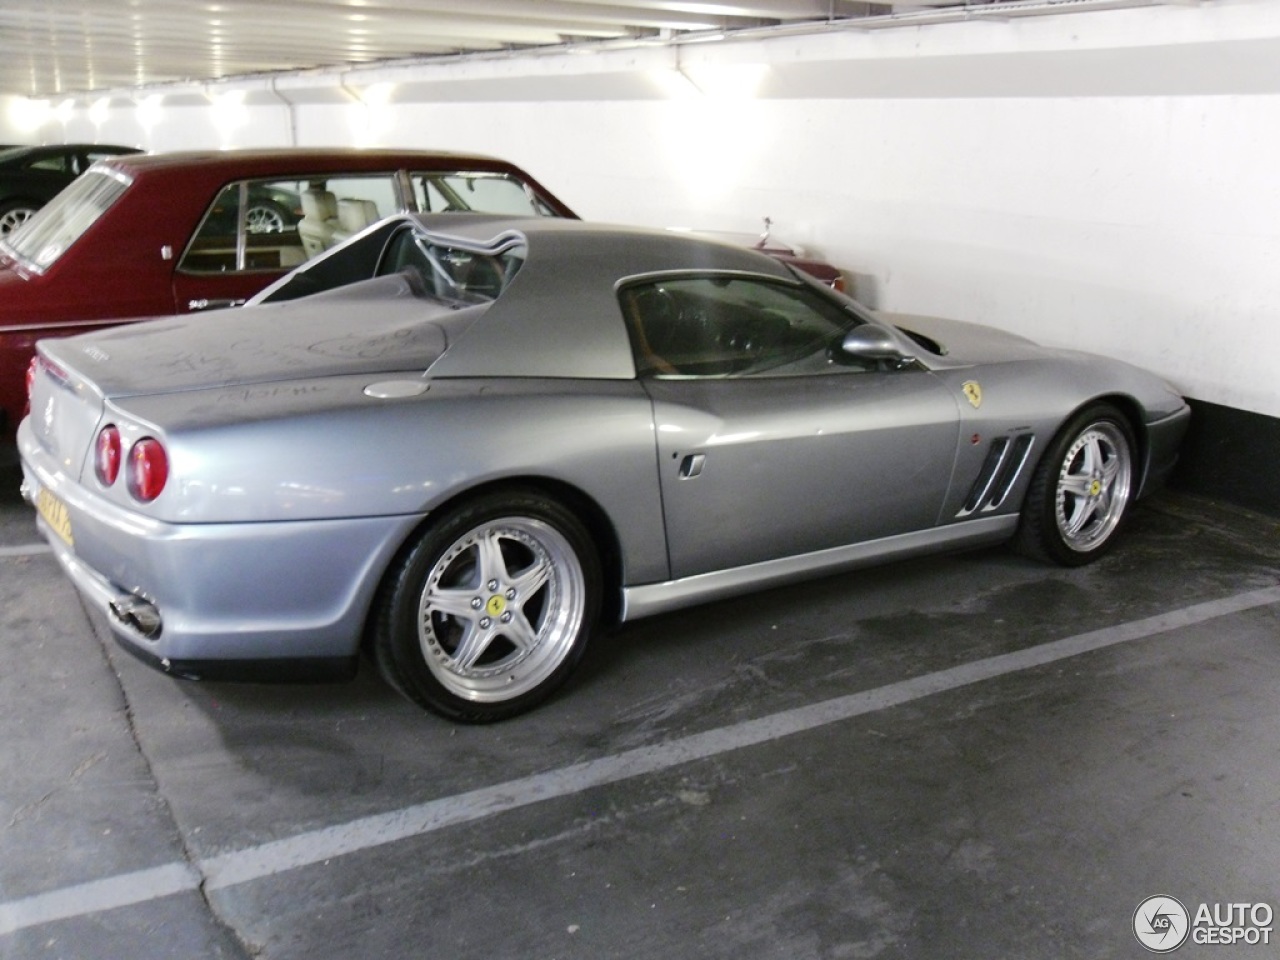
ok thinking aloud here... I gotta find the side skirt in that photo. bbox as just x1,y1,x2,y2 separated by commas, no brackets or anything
621,515,1019,622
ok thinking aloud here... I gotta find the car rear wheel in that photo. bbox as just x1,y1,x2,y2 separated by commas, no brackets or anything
0,201,38,236
373,489,601,722
1014,403,1136,566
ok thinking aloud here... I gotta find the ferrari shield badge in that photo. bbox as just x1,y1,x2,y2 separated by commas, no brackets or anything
962,381,983,409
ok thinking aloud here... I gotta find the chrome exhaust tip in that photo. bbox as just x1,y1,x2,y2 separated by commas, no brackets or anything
109,596,163,640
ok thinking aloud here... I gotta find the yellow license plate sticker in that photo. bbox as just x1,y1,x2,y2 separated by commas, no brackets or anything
36,487,74,547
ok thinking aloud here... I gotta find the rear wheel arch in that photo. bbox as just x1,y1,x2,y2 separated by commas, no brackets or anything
372,476,623,597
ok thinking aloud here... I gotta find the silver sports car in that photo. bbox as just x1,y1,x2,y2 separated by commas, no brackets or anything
19,214,1190,721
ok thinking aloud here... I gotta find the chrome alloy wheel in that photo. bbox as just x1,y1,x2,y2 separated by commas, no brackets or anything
0,206,35,235
245,204,286,234
416,516,587,703
1053,420,1133,554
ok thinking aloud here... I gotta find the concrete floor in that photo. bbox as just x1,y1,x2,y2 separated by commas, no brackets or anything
1,456,1277,960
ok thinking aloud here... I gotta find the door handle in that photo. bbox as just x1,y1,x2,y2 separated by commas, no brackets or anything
678,453,706,479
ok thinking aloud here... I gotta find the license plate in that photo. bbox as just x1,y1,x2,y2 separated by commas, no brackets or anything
36,486,74,547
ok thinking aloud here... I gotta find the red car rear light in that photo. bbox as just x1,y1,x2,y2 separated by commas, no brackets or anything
95,425,123,487
127,437,169,503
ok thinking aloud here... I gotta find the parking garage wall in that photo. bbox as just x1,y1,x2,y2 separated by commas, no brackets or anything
8,0,1280,513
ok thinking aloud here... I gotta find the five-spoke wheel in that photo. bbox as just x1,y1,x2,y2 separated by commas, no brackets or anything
374,489,600,722
1015,403,1136,566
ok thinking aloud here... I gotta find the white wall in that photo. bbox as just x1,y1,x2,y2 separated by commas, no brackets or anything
5,0,1280,419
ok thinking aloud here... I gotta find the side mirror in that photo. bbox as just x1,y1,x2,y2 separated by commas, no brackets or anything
839,323,916,368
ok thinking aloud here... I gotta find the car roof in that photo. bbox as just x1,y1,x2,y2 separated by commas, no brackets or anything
97,147,531,176
0,143,140,163
408,213,786,258
410,215,800,381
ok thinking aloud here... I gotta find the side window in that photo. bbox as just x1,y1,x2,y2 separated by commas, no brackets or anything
179,174,399,273
29,153,71,173
5,169,129,269
620,275,864,378
318,174,399,232
410,171,556,217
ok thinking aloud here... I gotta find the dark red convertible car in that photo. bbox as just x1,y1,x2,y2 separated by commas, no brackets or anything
0,148,576,438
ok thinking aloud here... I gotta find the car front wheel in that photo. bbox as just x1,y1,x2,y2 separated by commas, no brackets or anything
373,489,601,722
1014,403,1136,566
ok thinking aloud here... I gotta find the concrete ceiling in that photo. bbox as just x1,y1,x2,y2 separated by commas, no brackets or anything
0,1,869,98
1,0,1156,99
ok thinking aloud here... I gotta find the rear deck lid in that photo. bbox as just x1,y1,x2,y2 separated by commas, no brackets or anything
40,272,473,400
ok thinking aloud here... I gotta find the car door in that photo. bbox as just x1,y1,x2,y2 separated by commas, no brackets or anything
624,274,962,581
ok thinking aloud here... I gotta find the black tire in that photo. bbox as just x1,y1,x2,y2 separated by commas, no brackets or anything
373,489,601,722
1014,403,1137,566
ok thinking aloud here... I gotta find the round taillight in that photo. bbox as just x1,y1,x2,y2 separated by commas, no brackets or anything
94,425,123,487
127,437,169,503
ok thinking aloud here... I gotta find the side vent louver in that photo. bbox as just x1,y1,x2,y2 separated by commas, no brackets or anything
957,433,1035,518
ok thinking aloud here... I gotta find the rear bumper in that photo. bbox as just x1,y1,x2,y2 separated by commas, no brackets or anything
19,418,423,672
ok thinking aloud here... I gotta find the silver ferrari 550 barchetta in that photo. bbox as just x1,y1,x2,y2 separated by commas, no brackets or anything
19,214,1190,721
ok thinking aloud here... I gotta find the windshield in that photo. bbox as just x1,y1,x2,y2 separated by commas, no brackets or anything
412,171,560,217
2,167,130,269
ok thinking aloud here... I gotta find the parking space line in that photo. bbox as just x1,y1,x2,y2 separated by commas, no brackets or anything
0,864,200,936
0,543,51,558
2,584,1277,936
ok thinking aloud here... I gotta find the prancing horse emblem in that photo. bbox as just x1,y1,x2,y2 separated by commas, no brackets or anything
962,381,982,409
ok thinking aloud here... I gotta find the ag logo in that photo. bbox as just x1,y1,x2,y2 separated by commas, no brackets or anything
962,380,982,409
1134,895,1190,953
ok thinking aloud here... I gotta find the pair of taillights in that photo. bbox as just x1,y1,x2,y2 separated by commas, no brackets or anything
94,426,169,503
27,355,170,503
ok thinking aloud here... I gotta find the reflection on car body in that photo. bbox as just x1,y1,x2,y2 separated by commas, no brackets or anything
19,215,1189,722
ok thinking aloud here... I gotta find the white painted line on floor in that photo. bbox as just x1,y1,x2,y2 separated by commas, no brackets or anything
0,543,51,558
2,584,1277,936
0,864,200,936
